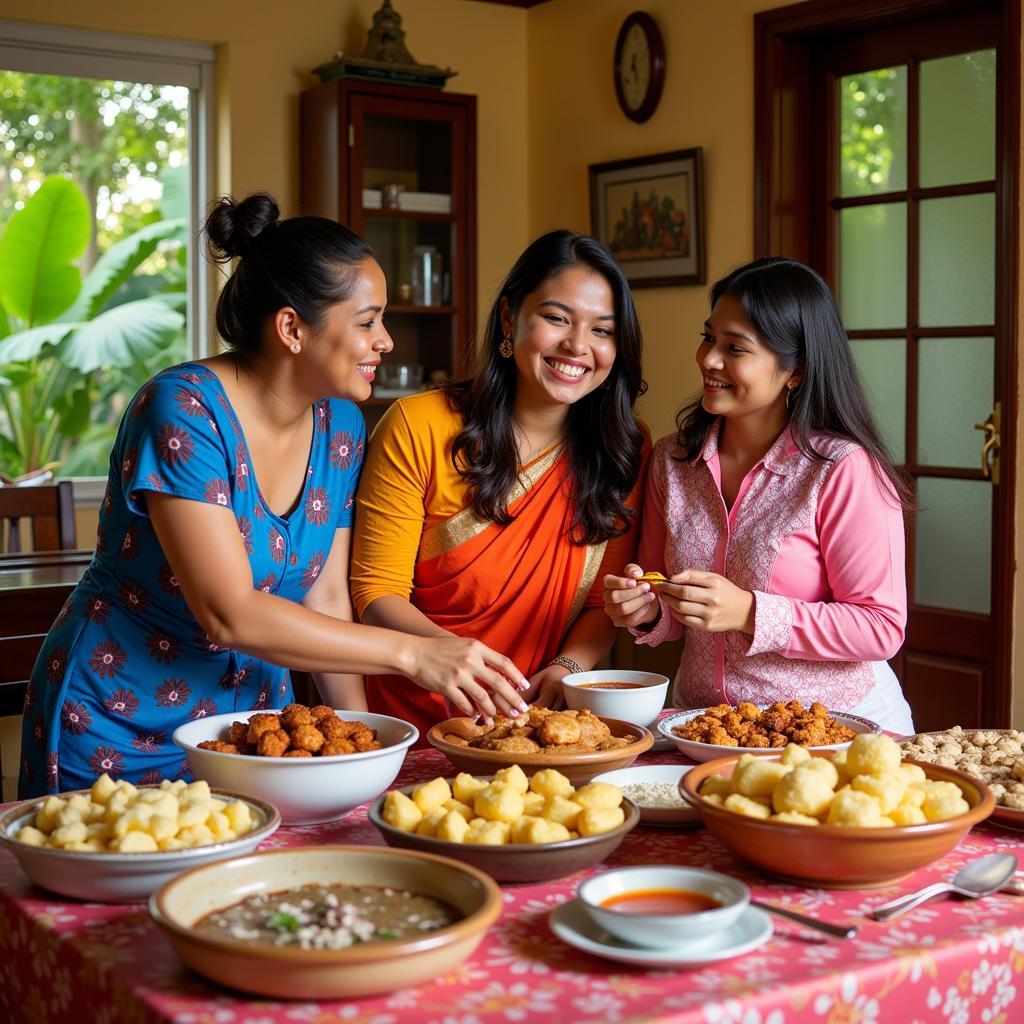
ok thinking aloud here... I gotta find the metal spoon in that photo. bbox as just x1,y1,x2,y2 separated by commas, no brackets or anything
750,899,857,939
870,853,1018,922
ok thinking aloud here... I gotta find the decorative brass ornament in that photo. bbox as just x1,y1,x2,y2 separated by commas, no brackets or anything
313,0,457,89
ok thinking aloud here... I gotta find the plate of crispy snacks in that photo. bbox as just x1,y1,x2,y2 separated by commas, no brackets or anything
427,708,653,784
174,706,418,825
658,701,880,762
899,727,1024,831
368,764,639,882
0,773,278,902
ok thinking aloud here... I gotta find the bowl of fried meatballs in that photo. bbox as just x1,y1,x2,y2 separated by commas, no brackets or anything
658,701,880,763
427,707,653,784
173,705,419,825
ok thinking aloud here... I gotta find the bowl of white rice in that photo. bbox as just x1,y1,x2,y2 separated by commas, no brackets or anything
591,764,701,827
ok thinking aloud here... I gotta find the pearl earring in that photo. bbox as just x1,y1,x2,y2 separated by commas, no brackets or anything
290,344,301,354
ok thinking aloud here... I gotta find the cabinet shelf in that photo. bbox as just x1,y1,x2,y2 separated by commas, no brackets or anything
387,304,455,315
362,208,455,222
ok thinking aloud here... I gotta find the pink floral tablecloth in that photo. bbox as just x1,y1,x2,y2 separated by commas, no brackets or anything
1,748,1023,1024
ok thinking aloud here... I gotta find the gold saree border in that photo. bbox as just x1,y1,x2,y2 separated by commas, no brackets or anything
567,540,607,626
417,445,564,564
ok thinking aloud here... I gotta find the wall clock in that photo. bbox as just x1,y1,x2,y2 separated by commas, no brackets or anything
613,12,665,123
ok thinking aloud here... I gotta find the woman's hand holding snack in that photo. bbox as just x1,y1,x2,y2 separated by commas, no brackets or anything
660,570,755,633
602,564,661,628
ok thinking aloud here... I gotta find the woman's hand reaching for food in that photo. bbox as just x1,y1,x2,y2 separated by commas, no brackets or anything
525,664,568,710
406,635,530,723
602,564,661,629
659,570,755,633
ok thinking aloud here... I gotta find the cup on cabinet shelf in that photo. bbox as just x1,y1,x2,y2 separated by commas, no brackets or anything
411,245,443,306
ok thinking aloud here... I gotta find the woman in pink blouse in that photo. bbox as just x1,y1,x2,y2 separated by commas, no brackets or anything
604,257,915,732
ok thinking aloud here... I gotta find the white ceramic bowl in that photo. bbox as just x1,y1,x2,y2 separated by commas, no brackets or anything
592,764,701,827
173,709,418,825
657,707,880,762
577,866,749,949
562,671,670,729
0,788,279,903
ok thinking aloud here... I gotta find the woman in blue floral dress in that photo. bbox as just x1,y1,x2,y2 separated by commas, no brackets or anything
19,193,530,797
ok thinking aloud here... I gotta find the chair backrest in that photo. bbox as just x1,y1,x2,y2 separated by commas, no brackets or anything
0,481,77,554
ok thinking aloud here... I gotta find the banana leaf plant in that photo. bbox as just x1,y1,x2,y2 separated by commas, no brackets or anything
0,175,187,478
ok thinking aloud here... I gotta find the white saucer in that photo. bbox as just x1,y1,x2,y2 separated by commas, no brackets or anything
592,764,701,827
549,899,772,968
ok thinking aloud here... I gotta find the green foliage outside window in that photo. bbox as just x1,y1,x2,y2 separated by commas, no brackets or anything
0,72,189,479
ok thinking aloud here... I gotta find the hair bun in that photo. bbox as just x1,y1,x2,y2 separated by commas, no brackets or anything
204,193,280,261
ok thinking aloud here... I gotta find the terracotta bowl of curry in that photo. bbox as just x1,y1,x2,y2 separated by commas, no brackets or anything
427,713,654,784
680,754,994,888
150,845,502,1000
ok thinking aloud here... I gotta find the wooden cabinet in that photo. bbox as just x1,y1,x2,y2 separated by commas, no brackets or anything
300,80,477,425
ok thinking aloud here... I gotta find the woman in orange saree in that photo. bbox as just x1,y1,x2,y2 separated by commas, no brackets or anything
351,230,649,739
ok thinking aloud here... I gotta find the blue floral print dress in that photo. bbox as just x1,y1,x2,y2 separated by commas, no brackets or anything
18,363,366,797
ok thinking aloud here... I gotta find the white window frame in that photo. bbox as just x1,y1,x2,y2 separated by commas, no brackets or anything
0,20,216,507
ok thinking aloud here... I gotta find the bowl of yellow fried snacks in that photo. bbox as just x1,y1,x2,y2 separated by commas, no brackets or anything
680,734,995,888
174,707,418,825
368,765,640,882
0,773,279,902
427,709,653,784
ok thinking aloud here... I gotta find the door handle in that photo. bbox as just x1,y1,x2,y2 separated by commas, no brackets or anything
974,401,1001,485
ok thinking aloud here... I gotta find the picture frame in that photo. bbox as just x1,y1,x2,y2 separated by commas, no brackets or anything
589,147,705,287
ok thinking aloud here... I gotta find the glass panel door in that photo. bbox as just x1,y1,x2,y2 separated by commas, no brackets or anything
835,48,997,617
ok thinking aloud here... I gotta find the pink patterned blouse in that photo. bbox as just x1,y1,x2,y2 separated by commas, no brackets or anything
633,422,907,711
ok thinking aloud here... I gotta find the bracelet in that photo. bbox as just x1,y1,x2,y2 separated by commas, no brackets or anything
549,655,583,675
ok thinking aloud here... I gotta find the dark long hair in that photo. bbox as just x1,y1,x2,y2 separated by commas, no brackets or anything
445,230,647,544
676,257,913,511
204,193,374,352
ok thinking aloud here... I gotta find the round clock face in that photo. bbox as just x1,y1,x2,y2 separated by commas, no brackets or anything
614,13,665,123
621,24,651,112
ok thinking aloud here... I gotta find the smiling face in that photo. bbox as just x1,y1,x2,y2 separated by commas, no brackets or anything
502,266,618,411
697,292,798,422
298,258,393,402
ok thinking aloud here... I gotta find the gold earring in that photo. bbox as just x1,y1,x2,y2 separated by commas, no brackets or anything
786,384,796,410
290,344,301,354
499,336,513,358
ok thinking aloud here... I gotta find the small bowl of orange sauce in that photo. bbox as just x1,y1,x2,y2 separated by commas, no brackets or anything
562,670,670,730
576,866,749,948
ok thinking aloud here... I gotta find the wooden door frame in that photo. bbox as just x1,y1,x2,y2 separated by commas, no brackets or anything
754,0,1020,726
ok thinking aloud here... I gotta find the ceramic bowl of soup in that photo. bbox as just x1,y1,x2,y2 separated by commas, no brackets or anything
561,671,670,729
150,845,502,1000
576,866,749,948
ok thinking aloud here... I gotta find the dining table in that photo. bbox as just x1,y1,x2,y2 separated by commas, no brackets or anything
0,745,1023,1024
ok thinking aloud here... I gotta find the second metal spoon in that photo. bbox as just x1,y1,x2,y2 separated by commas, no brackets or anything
870,853,1018,922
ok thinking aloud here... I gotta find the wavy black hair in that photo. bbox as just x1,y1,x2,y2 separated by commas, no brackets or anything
204,193,374,353
675,256,913,511
444,230,647,545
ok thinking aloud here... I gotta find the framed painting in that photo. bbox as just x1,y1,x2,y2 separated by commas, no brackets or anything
589,147,705,287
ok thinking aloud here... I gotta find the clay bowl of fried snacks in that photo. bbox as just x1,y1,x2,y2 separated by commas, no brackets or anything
427,708,653,784
150,845,501,1000
173,706,418,825
368,765,640,883
0,773,279,903
679,733,995,888
659,701,880,762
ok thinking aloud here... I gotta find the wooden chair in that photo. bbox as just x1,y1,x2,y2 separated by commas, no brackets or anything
0,481,77,554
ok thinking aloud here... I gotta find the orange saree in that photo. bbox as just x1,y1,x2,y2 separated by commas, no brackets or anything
363,444,607,739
